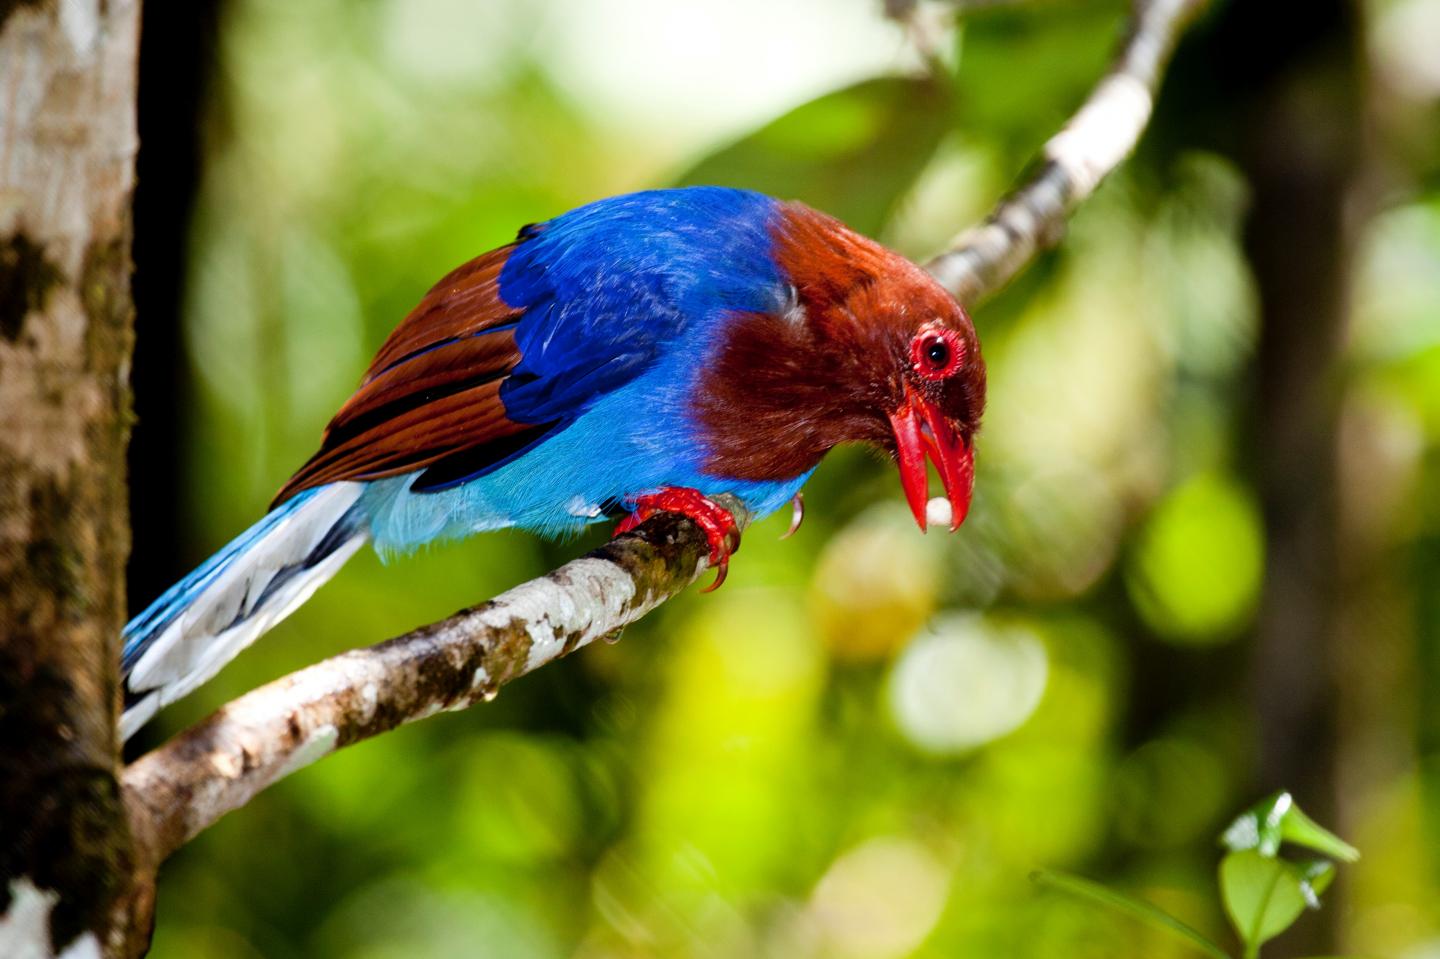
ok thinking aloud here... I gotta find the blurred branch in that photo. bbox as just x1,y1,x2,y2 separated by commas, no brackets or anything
121,500,744,869
926,0,1207,305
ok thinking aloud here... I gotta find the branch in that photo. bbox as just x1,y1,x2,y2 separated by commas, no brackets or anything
121,500,744,866
119,0,1204,879
925,0,1206,306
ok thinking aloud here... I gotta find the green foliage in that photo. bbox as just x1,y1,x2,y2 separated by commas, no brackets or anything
1219,853,1333,956
1033,870,1230,959
1126,472,1264,644
1039,793,1359,959
1220,792,1360,864
1218,793,1358,958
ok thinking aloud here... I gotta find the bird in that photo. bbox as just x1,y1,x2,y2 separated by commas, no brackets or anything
120,186,986,740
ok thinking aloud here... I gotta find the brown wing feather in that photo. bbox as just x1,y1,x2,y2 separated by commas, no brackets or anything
273,245,531,505
362,245,519,378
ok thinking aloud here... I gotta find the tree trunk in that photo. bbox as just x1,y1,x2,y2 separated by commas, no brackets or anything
1233,0,1363,954
0,1,143,956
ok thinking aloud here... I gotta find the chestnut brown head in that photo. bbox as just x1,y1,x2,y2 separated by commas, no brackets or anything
697,201,986,530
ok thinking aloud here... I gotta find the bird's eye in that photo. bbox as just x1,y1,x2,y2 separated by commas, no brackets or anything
910,326,965,381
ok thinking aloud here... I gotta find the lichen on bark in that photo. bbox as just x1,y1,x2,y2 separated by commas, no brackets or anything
0,232,63,343
0,0,48,34
0,0,143,952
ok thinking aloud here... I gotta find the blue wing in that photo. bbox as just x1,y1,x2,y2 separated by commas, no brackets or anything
280,186,790,501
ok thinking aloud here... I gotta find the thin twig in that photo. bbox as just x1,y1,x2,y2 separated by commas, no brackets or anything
926,0,1207,306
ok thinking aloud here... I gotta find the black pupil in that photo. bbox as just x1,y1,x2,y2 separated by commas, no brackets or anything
925,338,950,368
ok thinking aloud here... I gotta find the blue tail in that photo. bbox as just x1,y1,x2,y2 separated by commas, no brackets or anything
121,483,368,740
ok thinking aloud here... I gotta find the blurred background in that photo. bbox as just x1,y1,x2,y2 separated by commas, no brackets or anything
124,0,1440,956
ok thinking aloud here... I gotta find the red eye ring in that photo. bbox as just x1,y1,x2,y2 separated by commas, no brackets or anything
910,326,965,381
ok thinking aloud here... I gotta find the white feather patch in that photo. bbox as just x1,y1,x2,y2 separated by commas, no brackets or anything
124,483,368,738
781,283,807,326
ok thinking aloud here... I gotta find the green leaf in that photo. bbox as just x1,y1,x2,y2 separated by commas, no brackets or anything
674,76,954,236
1221,793,1359,863
1220,850,1335,952
1281,805,1360,863
1293,859,1336,910
1032,869,1230,959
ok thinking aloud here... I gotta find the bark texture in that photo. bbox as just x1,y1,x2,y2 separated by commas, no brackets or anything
0,1,142,956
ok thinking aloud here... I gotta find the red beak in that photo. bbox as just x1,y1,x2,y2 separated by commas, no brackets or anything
887,387,974,532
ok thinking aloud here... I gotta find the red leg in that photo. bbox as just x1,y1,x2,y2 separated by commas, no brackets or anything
613,487,740,592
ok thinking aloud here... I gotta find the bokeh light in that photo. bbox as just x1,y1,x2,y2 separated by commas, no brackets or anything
812,503,943,661
1126,473,1264,644
888,614,1048,753
808,838,951,959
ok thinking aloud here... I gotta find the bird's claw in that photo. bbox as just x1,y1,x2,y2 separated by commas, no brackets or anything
779,492,804,540
613,487,740,592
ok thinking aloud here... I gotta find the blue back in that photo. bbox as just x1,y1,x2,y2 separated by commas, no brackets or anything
497,187,789,423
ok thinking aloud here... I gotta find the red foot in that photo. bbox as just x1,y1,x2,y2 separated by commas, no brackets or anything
613,487,740,592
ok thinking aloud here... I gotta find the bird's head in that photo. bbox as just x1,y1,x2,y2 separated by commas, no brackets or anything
697,200,986,531
878,300,985,532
